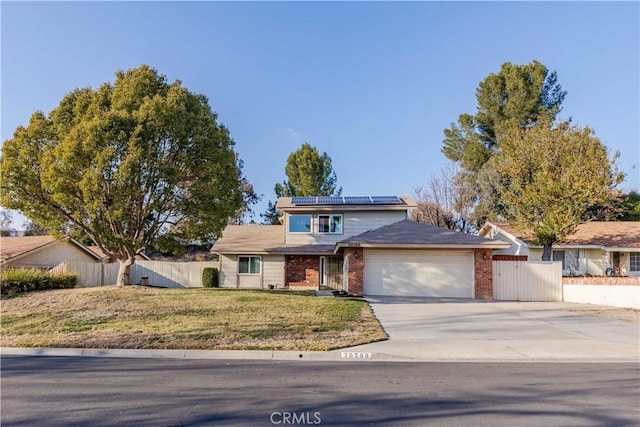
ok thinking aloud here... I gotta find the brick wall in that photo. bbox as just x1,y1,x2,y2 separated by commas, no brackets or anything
345,248,364,296
563,276,640,286
493,254,528,261
474,249,493,300
285,255,320,288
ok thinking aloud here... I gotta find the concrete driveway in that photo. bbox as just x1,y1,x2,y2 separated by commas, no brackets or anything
343,297,640,362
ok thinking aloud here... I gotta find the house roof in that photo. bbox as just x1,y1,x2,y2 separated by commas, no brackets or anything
213,220,509,256
0,235,102,264
1,235,57,262
212,225,283,254
212,225,336,255
336,220,510,250
276,195,417,212
485,221,640,249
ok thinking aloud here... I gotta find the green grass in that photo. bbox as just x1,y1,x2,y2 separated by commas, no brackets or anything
0,286,387,351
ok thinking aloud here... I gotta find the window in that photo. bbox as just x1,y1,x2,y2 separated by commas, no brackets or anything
239,256,261,274
630,253,640,272
553,250,579,271
289,215,312,233
318,215,343,234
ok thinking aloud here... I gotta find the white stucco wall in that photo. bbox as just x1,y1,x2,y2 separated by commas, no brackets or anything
563,284,640,309
7,242,97,269
481,227,530,256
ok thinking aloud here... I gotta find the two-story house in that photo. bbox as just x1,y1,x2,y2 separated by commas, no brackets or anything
212,196,509,299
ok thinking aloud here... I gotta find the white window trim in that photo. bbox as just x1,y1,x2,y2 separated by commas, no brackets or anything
318,214,343,234
630,252,640,273
238,255,261,275
288,214,313,234
553,249,580,272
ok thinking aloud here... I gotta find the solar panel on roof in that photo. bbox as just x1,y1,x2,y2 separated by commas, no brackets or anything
344,196,373,204
291,196,316,205
291,195,403,206
317,196,343,205
371,196,403,205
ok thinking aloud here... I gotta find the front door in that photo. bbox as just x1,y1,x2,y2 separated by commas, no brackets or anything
612,252,621,275
320,256,344,290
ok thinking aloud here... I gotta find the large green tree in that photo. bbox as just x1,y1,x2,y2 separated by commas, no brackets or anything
441,60,567,223
493,119,624,260
262,143,341,224
620,191,640,221
1,65,247,285
275,142,341,197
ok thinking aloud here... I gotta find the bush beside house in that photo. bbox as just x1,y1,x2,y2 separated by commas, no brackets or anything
202,267,219,288
1,268,78,296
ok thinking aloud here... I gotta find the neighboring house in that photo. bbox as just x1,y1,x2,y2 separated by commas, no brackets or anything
478,221,640,277
212,196,509,298
0,235,102,270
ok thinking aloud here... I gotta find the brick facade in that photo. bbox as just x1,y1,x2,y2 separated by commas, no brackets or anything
474,249,493,300
285,255,320,288
345,248,364,296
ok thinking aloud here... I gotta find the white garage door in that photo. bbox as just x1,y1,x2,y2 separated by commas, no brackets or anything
364,249,474,297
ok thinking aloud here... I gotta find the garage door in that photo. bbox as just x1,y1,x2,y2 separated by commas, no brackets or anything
364,249,474,297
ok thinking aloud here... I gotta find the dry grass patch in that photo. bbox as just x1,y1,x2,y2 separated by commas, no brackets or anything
1,286,387,350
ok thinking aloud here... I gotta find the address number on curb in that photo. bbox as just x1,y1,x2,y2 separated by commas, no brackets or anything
341,351,372,359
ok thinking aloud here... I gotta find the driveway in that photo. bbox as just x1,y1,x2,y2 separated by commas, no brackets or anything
343,297,640,362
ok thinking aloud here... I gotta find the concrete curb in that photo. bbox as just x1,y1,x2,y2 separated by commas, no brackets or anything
2,347,637,363
0,347,368,362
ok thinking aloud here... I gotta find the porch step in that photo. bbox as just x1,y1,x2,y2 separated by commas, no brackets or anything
315,290,335,297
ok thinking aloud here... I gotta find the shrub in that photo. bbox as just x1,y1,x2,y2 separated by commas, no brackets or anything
202,267,219,288
1,268,78,296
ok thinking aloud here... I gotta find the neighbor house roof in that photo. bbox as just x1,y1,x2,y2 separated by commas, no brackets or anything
485,221,640,250
0,235,101,264
335,220,510,251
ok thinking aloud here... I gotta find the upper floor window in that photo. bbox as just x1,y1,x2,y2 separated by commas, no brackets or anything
289,214,312,233
318,214,343,234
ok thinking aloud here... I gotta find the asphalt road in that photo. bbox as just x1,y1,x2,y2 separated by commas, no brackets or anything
1,356,639,427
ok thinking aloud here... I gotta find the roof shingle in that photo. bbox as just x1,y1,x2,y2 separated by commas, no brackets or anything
489,221,640,249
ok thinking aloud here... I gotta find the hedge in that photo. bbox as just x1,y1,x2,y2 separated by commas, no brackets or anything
202,267,219,288
1,268,78,296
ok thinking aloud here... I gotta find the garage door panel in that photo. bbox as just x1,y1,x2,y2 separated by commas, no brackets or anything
364,249,474,297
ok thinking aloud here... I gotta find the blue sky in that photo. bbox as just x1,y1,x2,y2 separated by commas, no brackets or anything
2,1,639,224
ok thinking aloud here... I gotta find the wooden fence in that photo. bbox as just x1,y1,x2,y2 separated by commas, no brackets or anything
51,261,120,287
493,260,563,301
51,260,218,288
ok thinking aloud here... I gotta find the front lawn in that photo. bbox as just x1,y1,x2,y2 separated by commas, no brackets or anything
0,286,386,351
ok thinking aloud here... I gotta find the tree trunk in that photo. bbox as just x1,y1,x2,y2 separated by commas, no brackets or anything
541,242,553,261
116,257,135,286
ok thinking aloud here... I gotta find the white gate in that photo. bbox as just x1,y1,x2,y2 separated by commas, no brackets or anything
51,261,119,287
493,260,562,301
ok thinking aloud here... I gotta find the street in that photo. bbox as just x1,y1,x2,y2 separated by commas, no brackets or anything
1,356,639,426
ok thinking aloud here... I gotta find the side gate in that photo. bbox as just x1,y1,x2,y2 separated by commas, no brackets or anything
493,260,562,301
